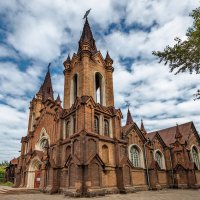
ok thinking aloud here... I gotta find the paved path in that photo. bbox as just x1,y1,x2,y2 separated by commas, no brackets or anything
0,187,200,200
0,186,36,195
0,186,17,194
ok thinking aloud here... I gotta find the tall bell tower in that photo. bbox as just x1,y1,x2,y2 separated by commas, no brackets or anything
63,18,114,109
60,17,126,196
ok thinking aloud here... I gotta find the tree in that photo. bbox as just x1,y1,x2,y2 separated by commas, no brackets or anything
0,161,9,167
153,7,200,99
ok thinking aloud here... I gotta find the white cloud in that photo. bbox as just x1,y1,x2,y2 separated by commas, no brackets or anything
0,45,17,58
0,104,28,161
125,0,198,27
0,0,200,162
7,16,64,62
0,62,42,96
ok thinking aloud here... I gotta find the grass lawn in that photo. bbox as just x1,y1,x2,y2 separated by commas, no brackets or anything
0,182,13,186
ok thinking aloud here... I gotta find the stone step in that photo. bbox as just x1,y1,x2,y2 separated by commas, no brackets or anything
0,187,38,195
0,188,11,194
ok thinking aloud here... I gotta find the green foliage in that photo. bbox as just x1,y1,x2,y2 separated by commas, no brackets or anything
0,182,13,186
0,166,6,182
0,166,5,173
153,7,200,99
0,161,9,167
0,161,9,183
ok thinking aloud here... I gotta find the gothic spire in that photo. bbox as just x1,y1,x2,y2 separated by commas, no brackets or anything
105,51,113,66
38,63,54,102
175,123,183,139
78,18,97,54
66,54,71,63
63,54,71,69
55,94,62,105
126,108,134,125
56,94,61,102
141,119,147,134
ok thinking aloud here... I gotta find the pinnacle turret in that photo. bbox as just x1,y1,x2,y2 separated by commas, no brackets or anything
175,123,183,139
63,54,71,69
66,54,71,64
105,51,113,65
141,119,147,134
126,108,134,125
56,94,62,105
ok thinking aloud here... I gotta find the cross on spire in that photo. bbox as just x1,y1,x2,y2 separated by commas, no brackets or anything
83,8,91,19
78,17,97,55
125,101,130,109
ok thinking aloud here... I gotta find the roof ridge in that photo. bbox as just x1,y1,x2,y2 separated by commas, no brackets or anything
148,121,193,134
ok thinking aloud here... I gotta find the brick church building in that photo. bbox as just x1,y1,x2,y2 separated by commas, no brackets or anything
13,17,200,196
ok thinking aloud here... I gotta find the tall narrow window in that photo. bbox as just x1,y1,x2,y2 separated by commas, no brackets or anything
155,151,163,169
95,73,103,104
73,116,76,133
192,147,200,169
24,142,28,154
63,120,70,139
94,116,99,134
30,113,35,131
40,139,48,151
73,74,78,103
104,119,109,136
52,148,56,162
130,146,140,167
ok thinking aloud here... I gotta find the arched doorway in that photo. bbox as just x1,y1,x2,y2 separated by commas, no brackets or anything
27,158,42,188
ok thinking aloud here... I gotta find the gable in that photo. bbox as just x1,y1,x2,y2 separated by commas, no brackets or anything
92,51,106,67
127,129,144,149
119,155,134,168
151,133,167,151
124,123,147,145
148,122,194,146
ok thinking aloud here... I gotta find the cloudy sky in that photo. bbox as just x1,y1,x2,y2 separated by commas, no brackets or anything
0,0,199,162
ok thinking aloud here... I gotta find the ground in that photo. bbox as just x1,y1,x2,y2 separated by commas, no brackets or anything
0,186,200,200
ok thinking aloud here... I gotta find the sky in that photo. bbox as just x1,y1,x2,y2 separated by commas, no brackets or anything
0,0,199,162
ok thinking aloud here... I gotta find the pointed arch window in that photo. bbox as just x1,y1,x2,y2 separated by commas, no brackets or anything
52,148,56,162
94,116,99,134
66,146,71,160
73,116,76,133
155,151,163,169
40,138,48,151
72,74,78,103
104,119,109,136
192,146,200,169
63,120,70,139
30,113,35,131
95,72,103,105
130,146,140,167
24,142,28,154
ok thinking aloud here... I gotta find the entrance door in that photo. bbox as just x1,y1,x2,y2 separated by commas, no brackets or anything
34,170,41,188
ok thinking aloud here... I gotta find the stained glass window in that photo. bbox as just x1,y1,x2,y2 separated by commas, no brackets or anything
94,116,99,134
130,146,140,167
155,151,163,169
104,119,109,136
192,147,200,169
